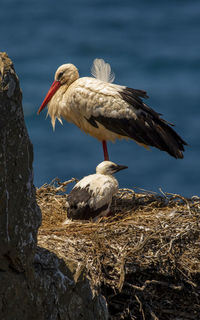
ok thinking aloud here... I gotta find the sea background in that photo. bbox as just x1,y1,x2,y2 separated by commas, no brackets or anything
1,0,199,197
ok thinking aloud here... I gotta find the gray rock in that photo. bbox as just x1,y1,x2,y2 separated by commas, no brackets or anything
0,52,40,272
0,52,108,320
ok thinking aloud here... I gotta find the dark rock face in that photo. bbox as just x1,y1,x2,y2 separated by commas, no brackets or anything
0,52,108,320
0,52,41,272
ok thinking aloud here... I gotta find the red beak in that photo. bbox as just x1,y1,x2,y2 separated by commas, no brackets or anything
37,80,61,114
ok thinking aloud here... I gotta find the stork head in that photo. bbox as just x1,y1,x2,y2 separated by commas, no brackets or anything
37,63,79,114
96,161,128,175
54,64,79,86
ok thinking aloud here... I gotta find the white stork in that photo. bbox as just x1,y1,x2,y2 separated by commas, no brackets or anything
66,161,127,221
38,59,187,160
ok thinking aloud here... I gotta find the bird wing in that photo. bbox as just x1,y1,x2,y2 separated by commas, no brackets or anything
65,78,186,158
67,186,109,220
67,174,117,220
65,77,148,122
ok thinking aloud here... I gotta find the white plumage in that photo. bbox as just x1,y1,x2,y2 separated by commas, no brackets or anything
38,58,187,160
66,161,127,221
91,58,115,83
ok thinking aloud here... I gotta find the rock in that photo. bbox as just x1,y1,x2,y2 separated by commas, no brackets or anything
0,52,108,320
0,52,40,272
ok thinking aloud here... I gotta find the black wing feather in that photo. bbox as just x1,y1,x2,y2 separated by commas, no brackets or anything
67,186,108,220
86,86,187,159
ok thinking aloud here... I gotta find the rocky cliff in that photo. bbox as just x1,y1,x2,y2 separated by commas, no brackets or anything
0,52,108,320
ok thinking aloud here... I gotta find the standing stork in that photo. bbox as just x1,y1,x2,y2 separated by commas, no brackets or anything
38,59,187,160
66,161,128,221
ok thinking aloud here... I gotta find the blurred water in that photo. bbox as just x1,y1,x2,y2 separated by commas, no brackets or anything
1,0,200,196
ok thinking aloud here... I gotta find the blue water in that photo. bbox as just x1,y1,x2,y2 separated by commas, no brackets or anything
1,0,200,196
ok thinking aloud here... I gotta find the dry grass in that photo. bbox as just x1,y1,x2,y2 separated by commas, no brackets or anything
37,179,200,319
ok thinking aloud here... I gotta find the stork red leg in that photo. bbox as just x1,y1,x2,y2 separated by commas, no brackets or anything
102,140,109,160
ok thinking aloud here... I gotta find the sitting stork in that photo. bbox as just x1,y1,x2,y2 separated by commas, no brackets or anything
66,161,128,221
38,59,187,160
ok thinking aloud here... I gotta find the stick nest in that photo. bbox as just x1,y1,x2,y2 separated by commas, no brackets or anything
37,179,200,320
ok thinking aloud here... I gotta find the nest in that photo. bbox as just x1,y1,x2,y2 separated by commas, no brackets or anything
37,179,200,320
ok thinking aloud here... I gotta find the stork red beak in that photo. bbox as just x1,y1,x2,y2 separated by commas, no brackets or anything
37,80,61,114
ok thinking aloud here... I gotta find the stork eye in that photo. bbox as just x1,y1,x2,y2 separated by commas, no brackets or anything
110,165,117,170
57,71,64,80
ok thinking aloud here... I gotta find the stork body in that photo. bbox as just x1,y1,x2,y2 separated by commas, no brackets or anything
38,59,187,160
66,161,127,221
